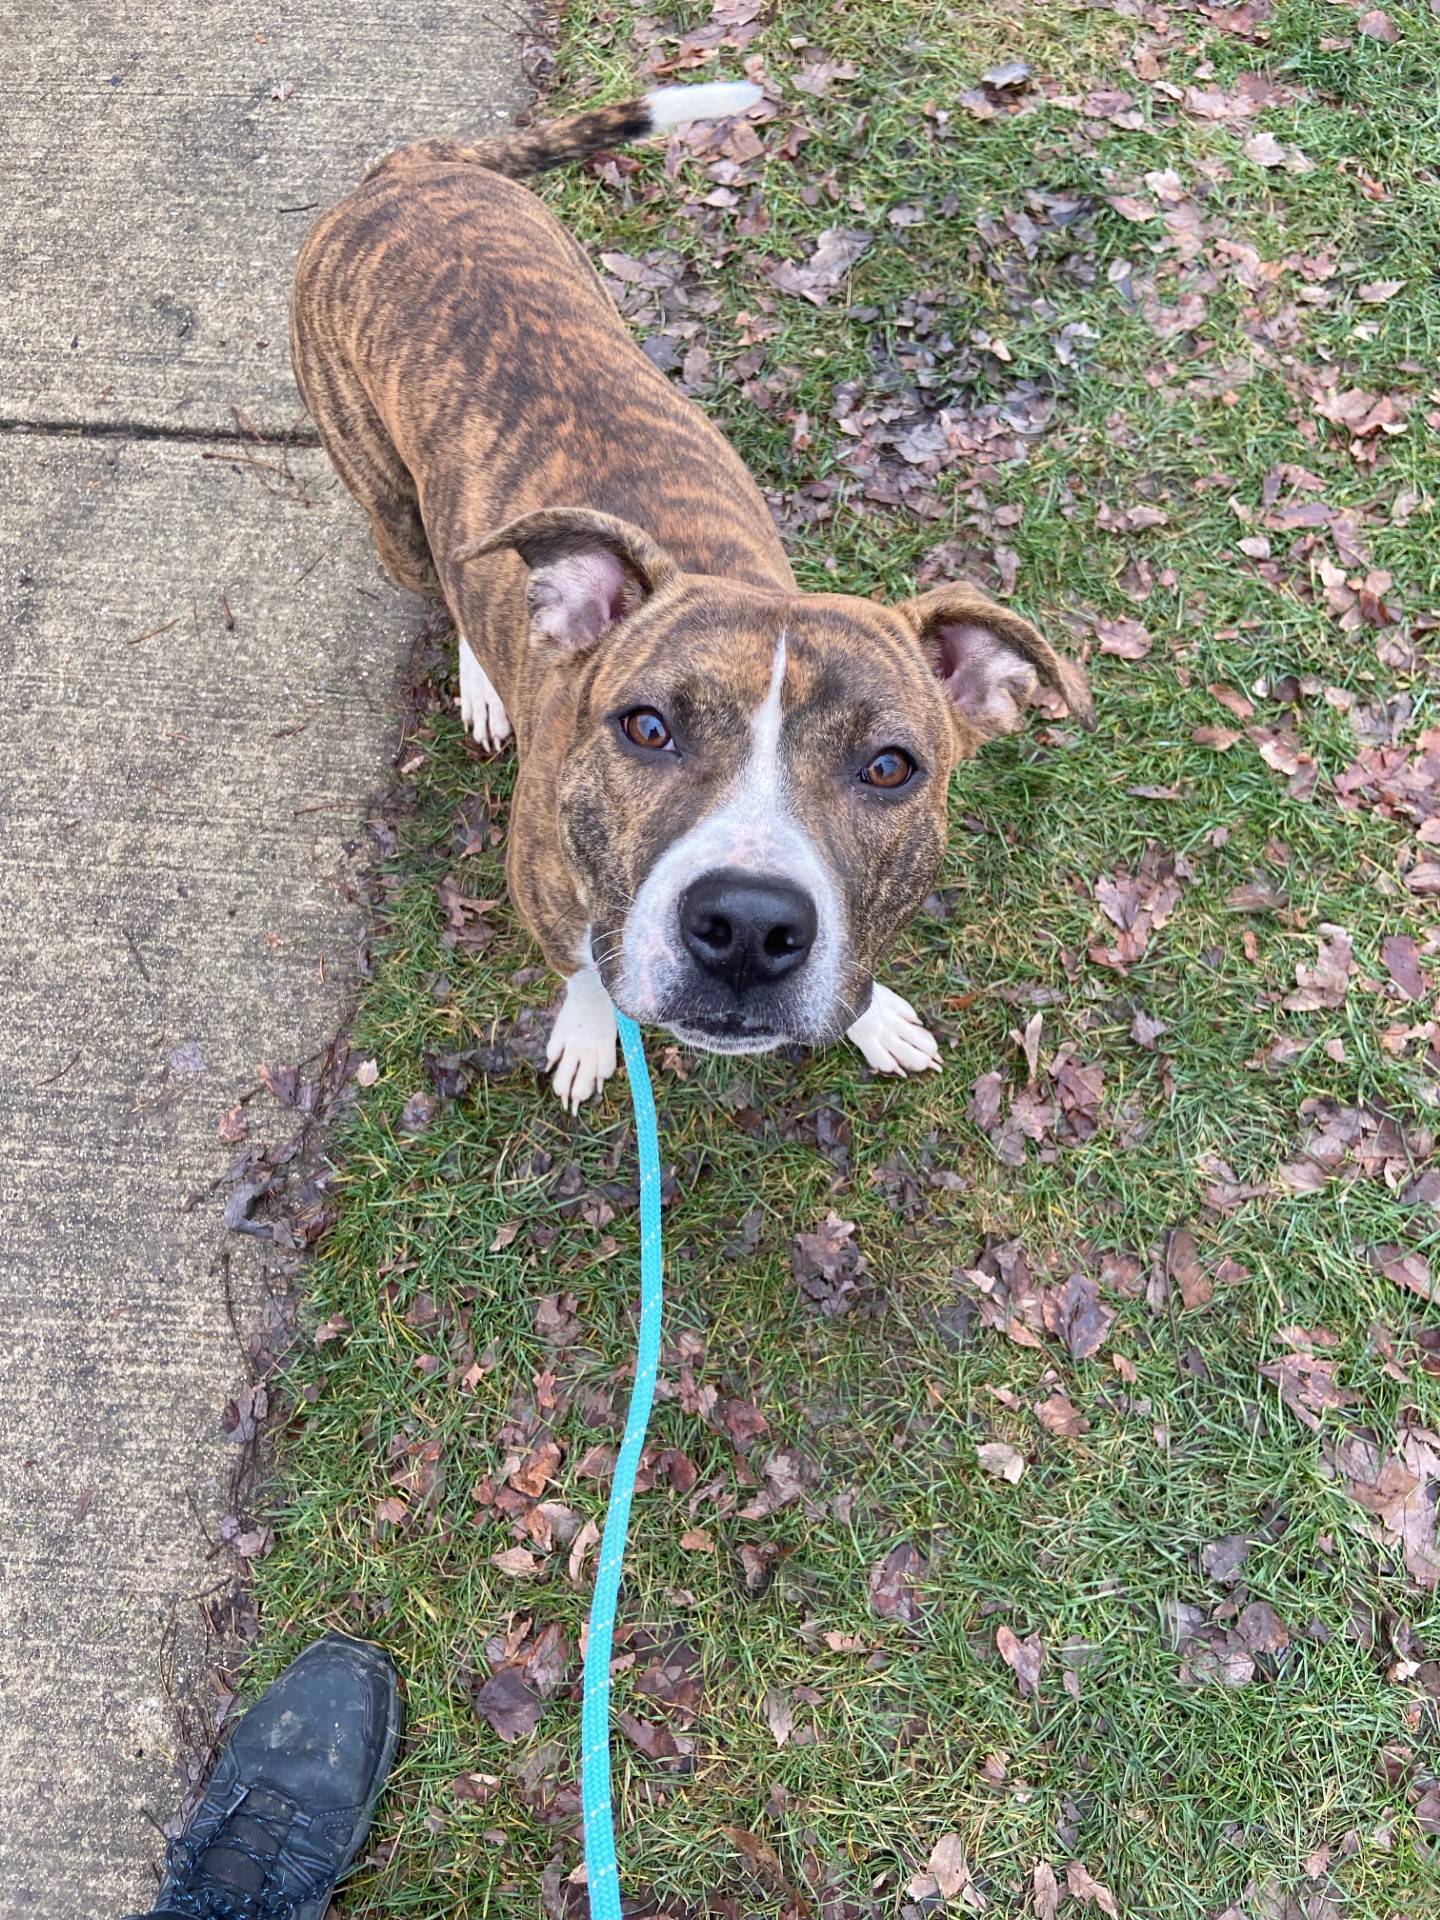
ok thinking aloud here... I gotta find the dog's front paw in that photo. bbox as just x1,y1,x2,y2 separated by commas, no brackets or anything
458,635,513,753
847,982,942,1077
546,968,619,1113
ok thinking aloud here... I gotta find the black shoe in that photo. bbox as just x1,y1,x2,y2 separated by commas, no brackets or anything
147,1632,401,1920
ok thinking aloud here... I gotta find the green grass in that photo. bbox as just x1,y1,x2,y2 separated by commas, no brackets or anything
250,3,1440,1914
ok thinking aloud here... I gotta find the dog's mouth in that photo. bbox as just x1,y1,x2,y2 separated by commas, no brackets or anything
665,1014,790,1055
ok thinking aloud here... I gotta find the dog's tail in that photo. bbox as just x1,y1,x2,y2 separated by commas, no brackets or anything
368,81,762,183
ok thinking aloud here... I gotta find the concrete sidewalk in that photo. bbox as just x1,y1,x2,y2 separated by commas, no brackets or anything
0,8,523,1913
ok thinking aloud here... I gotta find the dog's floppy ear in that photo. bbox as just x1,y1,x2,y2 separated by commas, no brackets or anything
454,507,678,654
897,582,1095,741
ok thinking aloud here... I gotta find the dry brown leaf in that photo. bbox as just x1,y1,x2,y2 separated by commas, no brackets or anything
919,1833,986,1909
1260,1351,1358,1430
1035,1391,1090,1439
1328,1427,1440,1586
1095,614,1152,659
1168,1227,1213,1310
763,1686,795,1748
1044,1271,1114,1361
977,1441,1027,1483
1358,8,1400,42
492,1545,543,1578
1033,1861,1061,1919
1066,1861,1121,1916
996,1622,1044,1696
1282,927,1354,1011
869,1541,925,1622
1374,1245,1436,1303
1381,934,1426,1001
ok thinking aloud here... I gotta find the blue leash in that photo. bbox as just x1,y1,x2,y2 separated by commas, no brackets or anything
580,1012,664,1920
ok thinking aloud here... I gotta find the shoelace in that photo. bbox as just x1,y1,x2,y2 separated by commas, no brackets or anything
162,1787,333,1920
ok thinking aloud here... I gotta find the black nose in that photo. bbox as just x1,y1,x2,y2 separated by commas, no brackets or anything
679,869,818,993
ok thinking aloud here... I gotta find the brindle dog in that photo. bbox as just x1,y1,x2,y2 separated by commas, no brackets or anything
291,83,1093,1109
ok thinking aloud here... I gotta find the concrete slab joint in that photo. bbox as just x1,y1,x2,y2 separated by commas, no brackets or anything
0,7,525,1913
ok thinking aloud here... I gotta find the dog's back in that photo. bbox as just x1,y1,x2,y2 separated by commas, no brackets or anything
290,85,791,621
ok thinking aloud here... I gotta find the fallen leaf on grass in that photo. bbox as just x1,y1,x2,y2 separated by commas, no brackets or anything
1327,1426,1440,1586
907,1833,988,1910
1066,1862,1120,1916
738,1445,812,1520
635,1633,704,1716
1228,877,1286,913
449,1771,499,1803
978,1441,1027,1482
1358,7,1400,41
1090,848,1187,970
1168,1227,1213,1310
1373,1246,1435,1304
766,227,871,305
1095,614,1152,660
1277,1099,1432,1195
1033,1862,1061,1919
1201,1535,1250,1583
492,1545,543,1578
792,55,859,95
1282,928,1353,1011
1044,1271,1114,1361
1313,383,1409,442
1052,1052,1105,1144
1381,934,1426,1002
763,1686,795,1747
1238,1599,1290,1656
1097,503,1169,534
792,1211,867,1317
1035,1391,1089,1439
618,1710,682,1761
869,1542,925,1622
1260,1350,1359,1430
1130,1009,1168,1048
968,1070,1004,1133
399,1089,437,1135
739,1541,780,1596
996,1623,1044,1697
473,1665,543,1743
723,1825,790,1890
717,1395,769,1453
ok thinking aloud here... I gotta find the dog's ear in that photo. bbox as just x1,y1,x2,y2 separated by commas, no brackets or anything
454,507,678,654
897,583,1095,741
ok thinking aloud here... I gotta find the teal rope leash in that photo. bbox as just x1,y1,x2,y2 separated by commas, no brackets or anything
581,1012,664,1920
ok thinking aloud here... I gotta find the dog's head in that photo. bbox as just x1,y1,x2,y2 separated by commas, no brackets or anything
461,508,1093,1053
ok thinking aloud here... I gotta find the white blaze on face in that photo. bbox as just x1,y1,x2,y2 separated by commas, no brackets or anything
617,635,845,1035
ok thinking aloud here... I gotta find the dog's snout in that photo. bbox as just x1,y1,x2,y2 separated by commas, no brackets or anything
679,869,818,993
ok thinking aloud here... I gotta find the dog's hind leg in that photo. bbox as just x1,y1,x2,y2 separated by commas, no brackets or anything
291,309,439,598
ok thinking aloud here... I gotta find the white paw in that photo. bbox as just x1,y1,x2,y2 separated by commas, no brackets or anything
546,968,619,1113
458,635,512,752
847,982,942,1077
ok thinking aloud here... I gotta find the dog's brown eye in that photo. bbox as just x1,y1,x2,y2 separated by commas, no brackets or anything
860,748,916,790
621,707,673,751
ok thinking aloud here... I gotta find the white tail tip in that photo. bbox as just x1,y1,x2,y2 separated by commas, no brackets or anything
645,81,763,130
